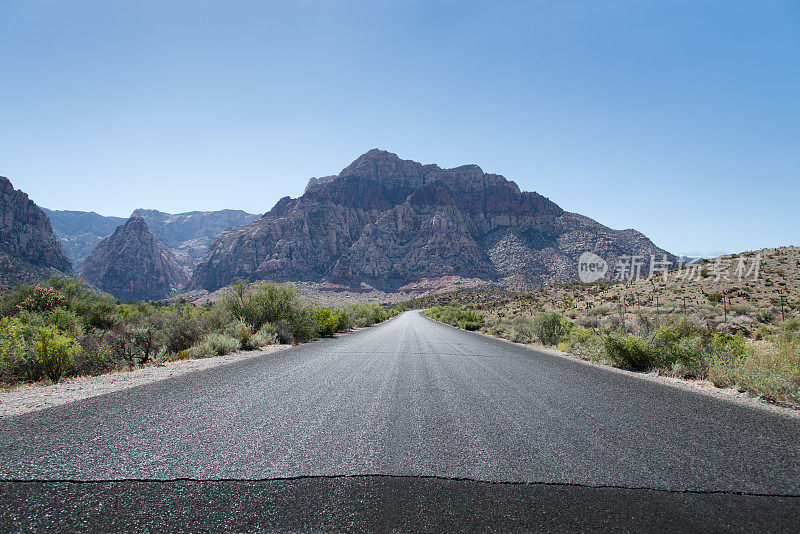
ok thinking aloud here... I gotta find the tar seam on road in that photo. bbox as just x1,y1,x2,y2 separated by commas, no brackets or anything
2,474,798,498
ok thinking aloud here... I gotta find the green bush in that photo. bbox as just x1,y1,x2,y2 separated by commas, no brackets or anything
0,316,31,382
222,279,302,331
227,320,253,348
507,316,536,343
76,332,117,377
558,325,604,361
290,307,319,343
424,306,485,331
648,319,703,372
164,307,203,354
604,332,656,371
348,304,389,328
31,325,81,383
532,313,567,346
735,338,800,404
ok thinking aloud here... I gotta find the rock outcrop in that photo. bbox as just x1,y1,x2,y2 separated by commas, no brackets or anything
190,150,674,292
0,177,72,286
80,216,187,301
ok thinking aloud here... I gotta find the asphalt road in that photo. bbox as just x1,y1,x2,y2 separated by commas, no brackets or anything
1,310,798,532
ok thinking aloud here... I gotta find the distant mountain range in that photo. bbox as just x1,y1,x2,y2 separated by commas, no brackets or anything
43,208,259,270
2,150,674,300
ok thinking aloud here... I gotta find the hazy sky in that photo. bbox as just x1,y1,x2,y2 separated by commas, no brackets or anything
1,1,798,256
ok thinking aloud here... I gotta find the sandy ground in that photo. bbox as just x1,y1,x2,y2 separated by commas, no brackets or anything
0,346,289,418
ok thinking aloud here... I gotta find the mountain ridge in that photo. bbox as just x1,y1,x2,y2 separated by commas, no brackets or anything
190,150,673,293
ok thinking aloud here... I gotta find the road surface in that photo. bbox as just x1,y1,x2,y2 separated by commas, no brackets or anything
1,311,798,531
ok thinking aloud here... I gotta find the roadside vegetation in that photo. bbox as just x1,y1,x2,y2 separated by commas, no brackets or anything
423,306,484,331
422,302,799,406
410,247,800,407
0,276,399,388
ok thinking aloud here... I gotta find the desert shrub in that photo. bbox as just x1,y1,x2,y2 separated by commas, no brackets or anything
250,326,279,348
0,316,33,382
586,305,611,317
507,316,536,343
272,320,295,344
52,277,119,330
349,304,388,328
17,285,65,314
577,316,602,329
290,307,319,343
754,324,775,341
707,333,747,388
227,320,253,348
334,308,351,332
532,312,567,346
128,317,164,365
558,325,604,361
222,279,302,331
604,332,656,371
75,331,117,376
780,318,800,342
30,325,80,383
483,316,509,337
424,306,485,331
309,307,340,338
191,333,240,357
164,306,203,354
45,307,85,340
648,318,703,373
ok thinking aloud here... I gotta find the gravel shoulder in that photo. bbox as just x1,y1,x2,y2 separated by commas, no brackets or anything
0,345,289,418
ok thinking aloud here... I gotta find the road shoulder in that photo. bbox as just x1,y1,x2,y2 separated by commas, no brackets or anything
0,345,289,418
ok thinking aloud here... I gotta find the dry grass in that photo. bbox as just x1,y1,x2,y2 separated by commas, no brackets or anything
736,338,800,404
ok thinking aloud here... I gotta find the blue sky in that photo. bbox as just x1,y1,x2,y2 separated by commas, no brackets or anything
1,1,798,256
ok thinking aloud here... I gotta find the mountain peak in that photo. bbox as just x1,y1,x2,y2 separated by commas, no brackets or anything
190,151,672,292
81,216,187,301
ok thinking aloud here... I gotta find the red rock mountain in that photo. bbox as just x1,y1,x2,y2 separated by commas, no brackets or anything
81,216,188,301
0,176,72,287
190,150,672,292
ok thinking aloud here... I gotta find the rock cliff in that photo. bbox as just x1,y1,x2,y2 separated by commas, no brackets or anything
0,177,72,286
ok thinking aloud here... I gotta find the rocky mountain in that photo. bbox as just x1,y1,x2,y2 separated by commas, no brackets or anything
44,208,258,270
42,209,126,270
80,216,188,301
190,150,673,293
131,209,259,268
0,177,72,287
